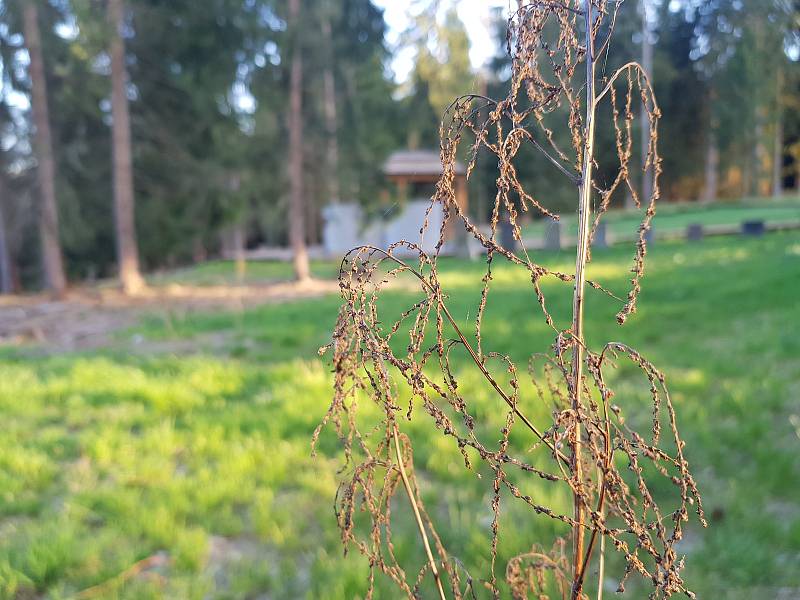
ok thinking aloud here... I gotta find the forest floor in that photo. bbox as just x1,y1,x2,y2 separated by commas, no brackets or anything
0,227,798,598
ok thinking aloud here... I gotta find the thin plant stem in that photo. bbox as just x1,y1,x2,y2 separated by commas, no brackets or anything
392,425,448,600
597,518,606,600
575,369,614,593
571,1,597,597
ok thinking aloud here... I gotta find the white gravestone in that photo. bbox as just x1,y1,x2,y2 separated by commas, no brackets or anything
323,200,445,257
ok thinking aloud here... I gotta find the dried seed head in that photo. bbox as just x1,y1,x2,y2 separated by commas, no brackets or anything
313,2,703,598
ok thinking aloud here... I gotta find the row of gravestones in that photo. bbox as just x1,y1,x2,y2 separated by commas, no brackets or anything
502,219,768,251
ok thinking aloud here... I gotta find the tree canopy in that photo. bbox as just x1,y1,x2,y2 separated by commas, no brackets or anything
0,0,796,290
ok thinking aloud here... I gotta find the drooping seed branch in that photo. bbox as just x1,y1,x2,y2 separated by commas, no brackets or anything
316,2,705,598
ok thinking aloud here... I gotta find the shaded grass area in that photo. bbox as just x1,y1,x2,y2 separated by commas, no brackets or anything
524,195,800,239
1,233,799,598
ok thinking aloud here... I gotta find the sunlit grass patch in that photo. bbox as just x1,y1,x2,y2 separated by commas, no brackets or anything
0,232,797,598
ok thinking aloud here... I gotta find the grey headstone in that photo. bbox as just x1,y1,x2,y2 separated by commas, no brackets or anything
500,220,516,252
385,199,444,255
322,200,446,257
593,221,608,249
466,234,483,260
741,220,765,236
322,203,364,254
686,223,704,241
544,219,562,250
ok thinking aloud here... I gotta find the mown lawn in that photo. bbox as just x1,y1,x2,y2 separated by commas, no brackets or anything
0,232,799,599
523,195,800,240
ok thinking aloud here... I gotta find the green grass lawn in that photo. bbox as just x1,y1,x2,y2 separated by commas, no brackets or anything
1,232,799,598
523,195,800,240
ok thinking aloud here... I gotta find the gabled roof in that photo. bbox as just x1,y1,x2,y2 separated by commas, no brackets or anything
383,150,466,177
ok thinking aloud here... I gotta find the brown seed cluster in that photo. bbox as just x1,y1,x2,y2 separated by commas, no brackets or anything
313,1,705,598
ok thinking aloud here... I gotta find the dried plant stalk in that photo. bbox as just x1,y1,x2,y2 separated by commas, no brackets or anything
314,1,706,599
569,3,598,586
392,426,448,600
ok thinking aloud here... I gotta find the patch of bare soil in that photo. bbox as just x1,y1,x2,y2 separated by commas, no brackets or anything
0,279,338,352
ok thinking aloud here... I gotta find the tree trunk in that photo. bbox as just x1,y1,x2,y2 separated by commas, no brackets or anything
475,72,488,223
306,188,319,246
796,150,800,193
288,0,310,282
109,0,145,294
741,155,752,199
701,130,718,203
772,116,783,198
0,176,14,294
192,235,207,263
636,0,653,209
754,117,767,197
22,2,66,296
232,223,246,282
322,8,340,204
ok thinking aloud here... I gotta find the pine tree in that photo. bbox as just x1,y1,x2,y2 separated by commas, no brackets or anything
108,0,145,293
287,0,311,282
22,0,66,295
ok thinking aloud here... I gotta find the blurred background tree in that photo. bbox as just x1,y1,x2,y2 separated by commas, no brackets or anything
0,0,796,291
